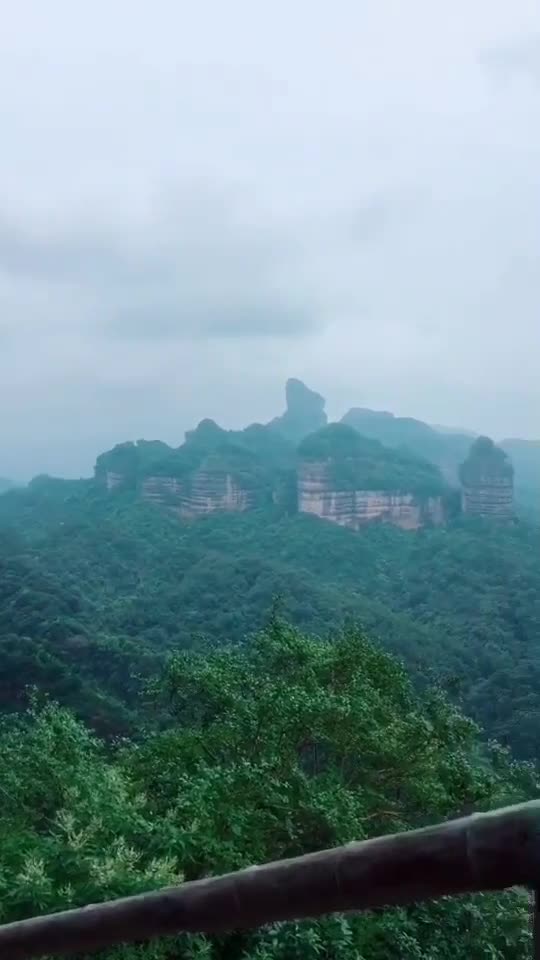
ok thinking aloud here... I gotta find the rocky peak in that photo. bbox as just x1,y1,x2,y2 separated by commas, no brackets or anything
184,419,225,446
459,437,514,520
286,378,325,416
297,424,445,530
460,437,514,483
269,379,327,444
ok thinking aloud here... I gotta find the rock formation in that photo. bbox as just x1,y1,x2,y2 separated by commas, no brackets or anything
141,470,255,517
341,407,471,485
298,460,444,530
96,423,268,518
269,379,327,444
94,442,140,491
94,383,468,531
182,469,255,517
297,424,445,530
459,437,514,520
141,475,184,508
105,471,125,491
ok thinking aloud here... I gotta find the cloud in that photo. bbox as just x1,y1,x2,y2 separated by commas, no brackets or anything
0,186,330,341
0,0,538,478
0,177,419,344
480,33,540,84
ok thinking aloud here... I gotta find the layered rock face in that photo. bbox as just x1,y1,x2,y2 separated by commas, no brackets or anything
141,471,255,517
460,437,514,520
298,462,444,530
461,477,514,519
95,385,457,530
298,462,356,526
97,427,262,518
141,475,183,508
181,471,255,518
105,471,125,491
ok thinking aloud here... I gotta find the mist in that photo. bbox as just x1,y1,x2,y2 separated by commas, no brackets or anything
1,0,539,479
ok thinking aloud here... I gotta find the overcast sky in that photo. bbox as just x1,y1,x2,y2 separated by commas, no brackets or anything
1,1,539,479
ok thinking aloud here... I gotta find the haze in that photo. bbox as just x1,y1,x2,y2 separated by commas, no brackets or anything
1,1,539,479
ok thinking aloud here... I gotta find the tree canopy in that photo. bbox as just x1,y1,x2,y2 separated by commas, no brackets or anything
0,621,535,959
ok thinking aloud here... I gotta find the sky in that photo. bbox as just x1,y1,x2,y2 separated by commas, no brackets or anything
1,0,539,479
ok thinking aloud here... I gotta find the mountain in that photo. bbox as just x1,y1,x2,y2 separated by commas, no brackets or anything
432,423,477,437
500,438,540,516
297,423,446,529
1,377,539,957
268,376,327,443
90,382,537,523
95,417,296,515
341,407,475,483
0,378,539,760
0,477,16,494
1,467,539,759
341,406,538,515
459,436,514,520
93,384,456,532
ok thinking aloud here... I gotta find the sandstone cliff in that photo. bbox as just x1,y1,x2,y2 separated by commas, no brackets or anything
95,421,275,518
94,387,461,531
460,437,514,520
181,469,255,517
298,460,444,530
141,470,255,517
297,424,446,531
141,475,184,508
105,471,125,491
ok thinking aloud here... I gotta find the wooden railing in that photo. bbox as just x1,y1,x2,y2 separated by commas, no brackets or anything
1,800,540,959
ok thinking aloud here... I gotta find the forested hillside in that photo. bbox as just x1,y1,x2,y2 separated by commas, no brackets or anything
1,471,539,758
1,383,539,958
0,621,535,958
341,406,540,515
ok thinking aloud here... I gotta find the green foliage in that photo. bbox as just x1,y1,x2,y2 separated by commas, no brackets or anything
341,408,472,477
1,479,539,760
2,386,539,958
93,421,296,508
0,624,535,958
460,437,514,485
298,424,445,496
0,506,163,736
0,702,188,959
340,410,540,518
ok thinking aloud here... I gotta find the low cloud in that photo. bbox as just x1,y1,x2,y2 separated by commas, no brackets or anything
480,33,540,84
0,197,320,341
0,0,538,477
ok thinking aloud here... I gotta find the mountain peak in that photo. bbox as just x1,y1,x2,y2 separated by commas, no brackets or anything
269,379,327,444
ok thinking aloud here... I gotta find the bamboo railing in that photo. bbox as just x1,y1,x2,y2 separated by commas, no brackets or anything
1,800,540,959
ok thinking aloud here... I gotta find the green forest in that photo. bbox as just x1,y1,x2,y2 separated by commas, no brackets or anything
1,387,539,958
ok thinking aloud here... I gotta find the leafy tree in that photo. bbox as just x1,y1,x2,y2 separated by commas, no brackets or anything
0,623,535,959
298,424,445,496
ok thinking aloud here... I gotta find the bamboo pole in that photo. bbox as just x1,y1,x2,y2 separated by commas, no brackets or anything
1,800,540,960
